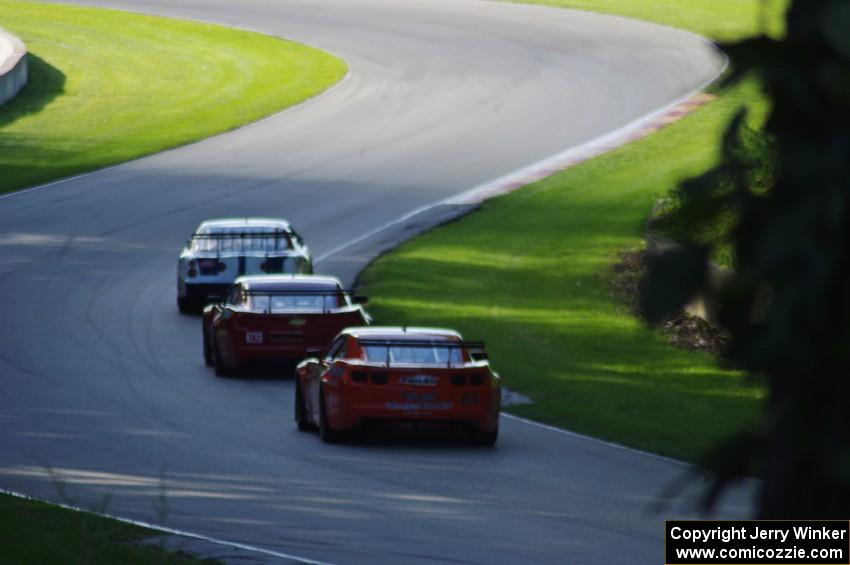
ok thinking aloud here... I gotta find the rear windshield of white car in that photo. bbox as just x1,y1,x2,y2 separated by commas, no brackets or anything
361,344,463,365
237,292,343,313
191,228,292,253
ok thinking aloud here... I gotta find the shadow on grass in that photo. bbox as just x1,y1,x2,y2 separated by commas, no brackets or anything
0,54,66,129
360,244,761,461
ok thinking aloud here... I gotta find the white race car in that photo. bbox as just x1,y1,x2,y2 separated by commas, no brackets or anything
177,218,312,313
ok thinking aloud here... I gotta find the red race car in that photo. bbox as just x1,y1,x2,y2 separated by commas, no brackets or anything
203,275,370,375
295,327,501,445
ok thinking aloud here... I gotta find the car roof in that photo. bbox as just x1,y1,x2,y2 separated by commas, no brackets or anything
235,274,341,291
345,326,462,341
196,218,291,231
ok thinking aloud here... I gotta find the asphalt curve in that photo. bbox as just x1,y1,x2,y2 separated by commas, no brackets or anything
0,1,740,563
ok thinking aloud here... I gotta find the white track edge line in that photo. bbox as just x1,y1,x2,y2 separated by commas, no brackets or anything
500,413,688,467
314,199,446,264
315,49,728,265
319,53,729,464
0,488,334,565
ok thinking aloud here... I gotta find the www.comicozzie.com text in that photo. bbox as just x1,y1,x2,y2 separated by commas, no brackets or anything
670,525,847,544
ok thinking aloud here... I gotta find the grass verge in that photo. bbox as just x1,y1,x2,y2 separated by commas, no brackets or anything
0,492,206,563
0,0,346,194
507,0,787,42
359,2,786,461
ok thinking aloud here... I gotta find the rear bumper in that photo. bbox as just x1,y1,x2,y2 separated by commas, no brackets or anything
325,384,500,432
233,344,323,362
181,282,232,303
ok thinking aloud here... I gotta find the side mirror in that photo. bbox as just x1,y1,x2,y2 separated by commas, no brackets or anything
352,295,369,305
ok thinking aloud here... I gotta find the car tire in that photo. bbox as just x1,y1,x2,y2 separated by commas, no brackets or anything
295,379,313,432
212,340,231,377
203,326,213,367
470,427,498,447
319,388,342,444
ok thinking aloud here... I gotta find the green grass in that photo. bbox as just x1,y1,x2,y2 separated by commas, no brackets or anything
0,0,346,193
360,2,786,461
508,0,788,41
0,493,207,563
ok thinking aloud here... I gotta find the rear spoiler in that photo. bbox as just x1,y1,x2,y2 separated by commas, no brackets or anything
189,230,295,255
244,289,365,301
356,338,488,367
241,289,368,313
191,230,293,239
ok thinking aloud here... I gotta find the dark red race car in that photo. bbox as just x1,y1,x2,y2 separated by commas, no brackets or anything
295,327,501,445
202,275,370,375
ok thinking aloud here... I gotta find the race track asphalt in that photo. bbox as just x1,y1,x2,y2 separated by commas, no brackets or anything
0,1,742,563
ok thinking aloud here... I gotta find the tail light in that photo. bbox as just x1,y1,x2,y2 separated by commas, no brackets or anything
450,374,466,386
469,373,486,386
351,371,368,383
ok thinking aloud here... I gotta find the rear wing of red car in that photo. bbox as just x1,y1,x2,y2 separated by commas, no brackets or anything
242,289,368,314
356,338,488,367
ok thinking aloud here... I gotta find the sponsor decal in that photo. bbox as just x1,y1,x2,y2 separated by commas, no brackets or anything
245,331,263,344
385,402,454,411
399,374,439,386
197,258,220,275
289,318,306,327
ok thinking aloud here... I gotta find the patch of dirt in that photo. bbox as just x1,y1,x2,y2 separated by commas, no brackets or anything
610,250,727,354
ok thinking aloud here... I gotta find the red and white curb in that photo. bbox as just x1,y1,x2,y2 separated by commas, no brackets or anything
445,92,715,206
316,89,720,265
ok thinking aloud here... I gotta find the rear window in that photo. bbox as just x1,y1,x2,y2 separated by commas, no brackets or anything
242,292,342,313
361,344,463,365
191,227,292,253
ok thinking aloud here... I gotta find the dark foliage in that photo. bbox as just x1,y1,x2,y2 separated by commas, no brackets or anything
641,0,850,517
